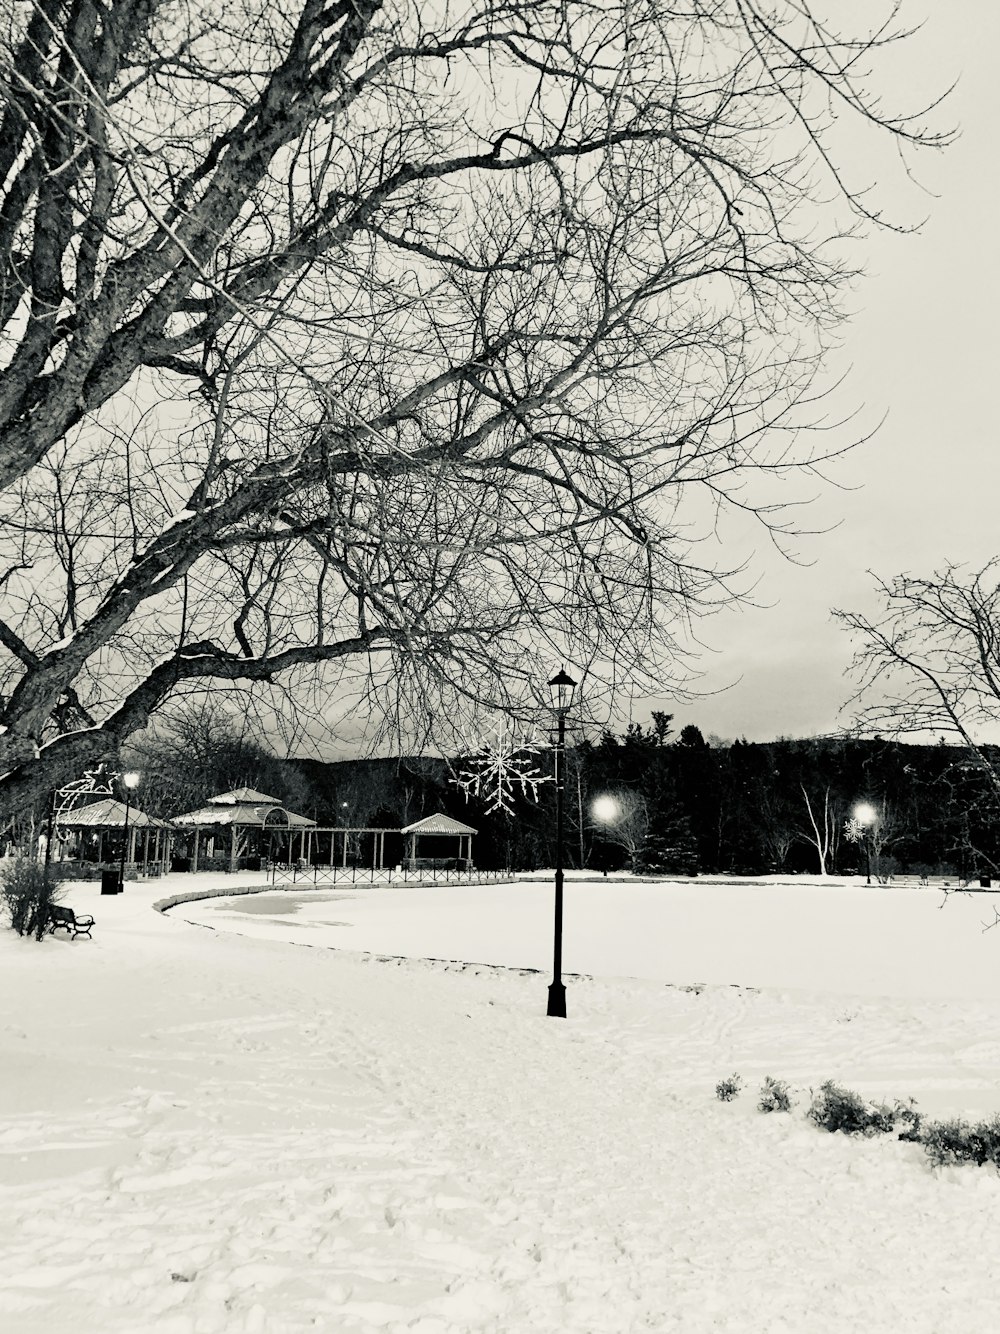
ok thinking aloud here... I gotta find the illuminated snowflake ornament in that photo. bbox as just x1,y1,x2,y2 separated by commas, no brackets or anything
451,724,553,816
843,818,865,843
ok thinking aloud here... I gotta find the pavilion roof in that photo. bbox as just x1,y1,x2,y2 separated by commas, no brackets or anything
172,800,315,828
55,798,174,829
400,812,477,836
207,787,282,805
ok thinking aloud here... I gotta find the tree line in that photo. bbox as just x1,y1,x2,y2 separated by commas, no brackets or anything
439,722,1000,879
79,704,1000,880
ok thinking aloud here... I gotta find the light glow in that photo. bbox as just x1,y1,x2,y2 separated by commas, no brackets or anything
592,795,620,824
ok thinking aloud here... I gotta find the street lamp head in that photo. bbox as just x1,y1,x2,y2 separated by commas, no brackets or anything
547,667,577,714
123,770,140,790
853,801,876,825
591,794,620,824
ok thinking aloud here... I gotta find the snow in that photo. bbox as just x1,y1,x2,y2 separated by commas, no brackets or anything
158,509,196,534
175,873,1000,1002
4,870,1000,1333
37,635,74,657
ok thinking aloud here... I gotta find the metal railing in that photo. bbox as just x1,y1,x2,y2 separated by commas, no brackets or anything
268,863,513,887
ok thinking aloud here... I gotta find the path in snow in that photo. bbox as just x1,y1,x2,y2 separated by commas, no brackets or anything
3,875,1000,1332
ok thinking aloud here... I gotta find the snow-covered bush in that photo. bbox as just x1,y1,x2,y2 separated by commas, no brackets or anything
1,857,66,939
715,1074,742,1102
921,1116,1000,1169
807,1081,919,1139
727,1071,1000,1171
758,1076,792,1113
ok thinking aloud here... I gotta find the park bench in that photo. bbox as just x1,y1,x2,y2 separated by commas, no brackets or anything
48,904,95,940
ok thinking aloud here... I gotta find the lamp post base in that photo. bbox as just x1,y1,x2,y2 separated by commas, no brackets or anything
546,981,567,1018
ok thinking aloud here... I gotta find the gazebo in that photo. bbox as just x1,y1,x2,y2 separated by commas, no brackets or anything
54,798,174,878
400,813,477,871
171,787,316,872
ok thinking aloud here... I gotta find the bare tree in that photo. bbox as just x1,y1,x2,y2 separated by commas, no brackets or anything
797,784,843,876
756,791,797,871
591,789,648,869
0,0,949,816
836,564,1000,803
865,798,908,878
123,696,311,816
843,796,908,881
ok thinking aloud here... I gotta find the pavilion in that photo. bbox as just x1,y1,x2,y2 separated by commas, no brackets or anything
171,787,316,872
54,798,175,878
400,813,477,870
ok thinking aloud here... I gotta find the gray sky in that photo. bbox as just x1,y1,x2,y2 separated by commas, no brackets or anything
646,3,1000,744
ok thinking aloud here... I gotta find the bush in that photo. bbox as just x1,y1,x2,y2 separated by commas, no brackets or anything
715,1073,742,1102
807,1080,921,1139
715,1069,1000,1173
758,1076,792,1113
921,1116,1000,1169
872,854,900,883
0,857,67,939
894,1100,924,1142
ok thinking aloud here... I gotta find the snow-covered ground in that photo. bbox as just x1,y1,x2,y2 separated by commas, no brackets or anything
176,872,1000,1000
4,870,1000,1333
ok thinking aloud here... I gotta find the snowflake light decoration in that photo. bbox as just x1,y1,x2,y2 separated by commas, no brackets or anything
451,724,554,816
843,818,865,843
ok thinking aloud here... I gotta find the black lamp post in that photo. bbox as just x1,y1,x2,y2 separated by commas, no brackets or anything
546,667,577,1018
118,770,140,892
38,786,58,938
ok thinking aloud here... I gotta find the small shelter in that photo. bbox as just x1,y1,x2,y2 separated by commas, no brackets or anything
171,787,316,872
55,798,174,878
400,813,477,870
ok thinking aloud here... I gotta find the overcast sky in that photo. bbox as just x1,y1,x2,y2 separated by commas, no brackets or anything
640,3,1000,745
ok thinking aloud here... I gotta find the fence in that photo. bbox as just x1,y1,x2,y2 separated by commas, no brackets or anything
269,864,513,888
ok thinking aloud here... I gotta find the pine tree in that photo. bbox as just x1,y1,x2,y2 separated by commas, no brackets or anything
634,805,699,876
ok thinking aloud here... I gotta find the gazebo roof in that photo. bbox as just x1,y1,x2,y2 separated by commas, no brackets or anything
207,787,282,805
55,798,174,829
400,812,477,836
172,798,315,828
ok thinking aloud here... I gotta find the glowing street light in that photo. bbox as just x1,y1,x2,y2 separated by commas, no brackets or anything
853,801,877,885
591,794,620,825
589,793,621,879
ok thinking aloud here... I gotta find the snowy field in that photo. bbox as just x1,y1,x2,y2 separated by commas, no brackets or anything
177,872,1000,1001
4,871,1000,1333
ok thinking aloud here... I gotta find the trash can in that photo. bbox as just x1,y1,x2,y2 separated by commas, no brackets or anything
980,877,992,889
101,868,120,894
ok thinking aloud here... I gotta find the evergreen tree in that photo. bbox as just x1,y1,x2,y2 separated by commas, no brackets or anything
635,802,700,876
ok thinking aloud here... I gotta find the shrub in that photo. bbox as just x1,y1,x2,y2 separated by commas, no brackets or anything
0,857,67,939
921,1116,1000,1169
807,1080,920,1139
715,1073,742,1102
894,1100,924,1142
758,1076,792,1113
873,854,900,883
